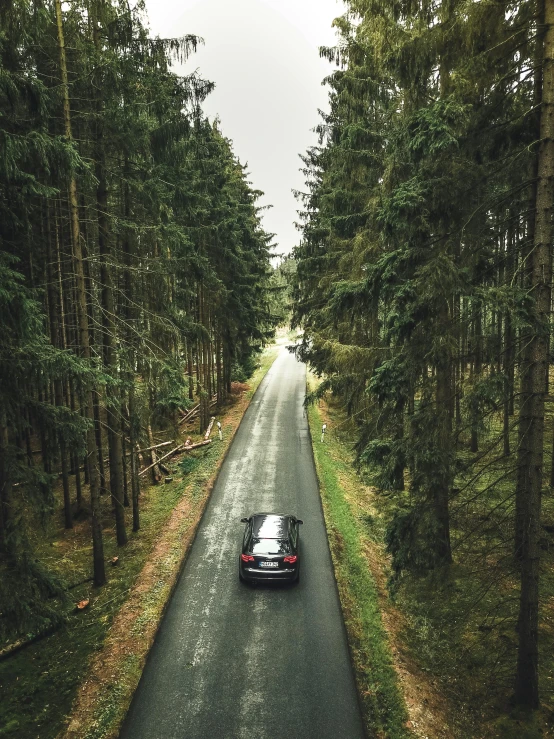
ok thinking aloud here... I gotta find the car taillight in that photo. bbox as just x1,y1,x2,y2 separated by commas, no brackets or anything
283,555,297,564
241,554,254,562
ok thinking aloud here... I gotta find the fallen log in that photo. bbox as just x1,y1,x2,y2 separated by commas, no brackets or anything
102,440,173,465
178,395,218,426
178,403,200,426
139,444,184,477
137,440,173,455
0,625,60,662
183,439,212,451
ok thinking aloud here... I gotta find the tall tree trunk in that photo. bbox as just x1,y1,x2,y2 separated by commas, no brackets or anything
92,7,127,547
129,383,140,532
0,413,13,555
470,307,482,453
514,0,552,708
122,162,140,531
187,337,194,401
55,0,105,585
504,217,516,456
69,381,83,511
92,392,107,494
515,2,546,560
216,329,223,405
435,309,453,565
47,205,73,529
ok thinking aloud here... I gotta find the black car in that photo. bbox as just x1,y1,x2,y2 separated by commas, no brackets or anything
239,513,303,584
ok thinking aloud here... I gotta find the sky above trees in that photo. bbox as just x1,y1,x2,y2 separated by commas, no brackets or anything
142,0,345,256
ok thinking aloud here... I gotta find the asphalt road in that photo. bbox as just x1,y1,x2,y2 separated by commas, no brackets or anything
120,348,365,739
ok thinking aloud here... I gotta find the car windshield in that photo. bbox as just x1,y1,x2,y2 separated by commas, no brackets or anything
251,538,290,555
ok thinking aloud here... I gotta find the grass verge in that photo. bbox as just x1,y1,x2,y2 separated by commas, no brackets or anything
306,376,410,739
0,344,279,739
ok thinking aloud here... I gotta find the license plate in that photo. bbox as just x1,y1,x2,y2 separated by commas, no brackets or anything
259,561,278,568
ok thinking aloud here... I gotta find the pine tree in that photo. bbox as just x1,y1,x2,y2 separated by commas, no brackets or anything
0,0,275,637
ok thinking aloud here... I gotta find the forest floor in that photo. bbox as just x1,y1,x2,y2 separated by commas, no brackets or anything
307,377,554,739
0,343,280,739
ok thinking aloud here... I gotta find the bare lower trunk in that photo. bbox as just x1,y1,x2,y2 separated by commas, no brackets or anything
434,301,453,564
55,0,105,586
0,415,12,554
129,385,140,532
515,0,552,708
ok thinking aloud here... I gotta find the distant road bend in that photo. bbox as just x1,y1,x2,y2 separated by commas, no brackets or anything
120,347,365,739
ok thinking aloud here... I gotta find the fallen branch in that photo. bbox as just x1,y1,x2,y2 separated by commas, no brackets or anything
0,625,60,662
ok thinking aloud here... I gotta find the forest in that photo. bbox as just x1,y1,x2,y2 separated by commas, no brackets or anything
3,0,554,736
292,0,554,728
0,0,275,649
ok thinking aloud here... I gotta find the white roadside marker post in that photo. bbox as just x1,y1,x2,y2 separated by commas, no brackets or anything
321,423,327,443
217,421,222,441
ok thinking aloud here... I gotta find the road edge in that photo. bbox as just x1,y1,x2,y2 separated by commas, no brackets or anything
57,346,281,739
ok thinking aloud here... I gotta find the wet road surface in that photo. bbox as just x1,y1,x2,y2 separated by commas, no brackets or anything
120,348,365,739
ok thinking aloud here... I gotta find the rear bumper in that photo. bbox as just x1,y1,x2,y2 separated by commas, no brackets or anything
240,565,298,582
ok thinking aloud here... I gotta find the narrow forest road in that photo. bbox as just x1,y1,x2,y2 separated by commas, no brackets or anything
120,348,365,739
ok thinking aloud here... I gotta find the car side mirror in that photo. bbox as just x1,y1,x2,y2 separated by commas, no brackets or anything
297,519,303,525
240,517,249,523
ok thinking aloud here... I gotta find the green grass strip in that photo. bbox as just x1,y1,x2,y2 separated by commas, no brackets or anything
307,400,410,738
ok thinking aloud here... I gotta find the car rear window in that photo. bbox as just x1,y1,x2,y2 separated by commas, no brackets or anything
251,538,290,555
253,516,289,539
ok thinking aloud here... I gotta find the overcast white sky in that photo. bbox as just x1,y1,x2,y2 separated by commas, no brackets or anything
142,0,345,256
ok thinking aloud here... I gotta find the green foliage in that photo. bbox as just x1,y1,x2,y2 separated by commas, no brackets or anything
293,0,551,726
150,358,189,425
0,556,67,643
267,256,296,326
292,0,538,575
179,455,201,476
385,506,449,584
230,350,260,383
0,0,276,641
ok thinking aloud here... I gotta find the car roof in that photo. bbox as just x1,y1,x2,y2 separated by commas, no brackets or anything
250,513,294,539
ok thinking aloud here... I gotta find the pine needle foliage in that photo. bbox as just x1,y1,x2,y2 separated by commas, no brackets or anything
293,0,554,718
0,0,276,640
